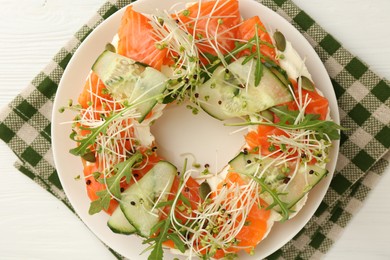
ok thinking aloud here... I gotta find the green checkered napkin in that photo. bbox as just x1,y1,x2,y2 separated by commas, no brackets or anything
0,0,389,259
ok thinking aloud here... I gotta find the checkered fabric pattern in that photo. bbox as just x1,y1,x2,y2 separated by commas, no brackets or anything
0,0,389,259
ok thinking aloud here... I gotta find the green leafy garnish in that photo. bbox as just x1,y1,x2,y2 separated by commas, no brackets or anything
227,106,345,140
88,151,142,215
167,233,186,252
69,92,164,157
142,159,191,260
69,106,132,157
253,24,263,86
243,173,294,222
145,212,186,260
201,38,256,80
147,218,169,260
88,190,111,215
270,106,299,124
271,106,345,140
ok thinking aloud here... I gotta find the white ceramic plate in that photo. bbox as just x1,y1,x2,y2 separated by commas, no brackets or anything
52,0,340,259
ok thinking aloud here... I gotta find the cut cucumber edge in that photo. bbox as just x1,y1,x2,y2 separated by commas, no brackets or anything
197,57,293,120
229,152,328,214
91,50,168,123
119,161,176,237
107,205,137,235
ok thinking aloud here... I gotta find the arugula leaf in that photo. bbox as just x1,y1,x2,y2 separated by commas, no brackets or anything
244,173,293,222
270,106,299,124
69,106,134,157
144,171,191,259
148,218,170,260
241,53,256,65
88,189,111,215
201,39,255,81
70,93,162,157
88,199,104,215
149,219,166,238
167,233,186,253
179,193,191,207
88,151,142,215
105,151,142,198
201,29,272,86
230,117,344,140
227,105,345,140
271,106,345,139
253,24,263,86
154,200,174,209
147,218,188,259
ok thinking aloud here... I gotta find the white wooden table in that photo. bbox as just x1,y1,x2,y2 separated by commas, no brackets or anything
0,0,389,259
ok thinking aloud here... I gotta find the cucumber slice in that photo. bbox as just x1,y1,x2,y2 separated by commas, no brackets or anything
197,67,239,120
280,163,327,210
107,205,136,235
92,50,144,98
197,57,292,120
92,50,168,122
228,58,293,110
229,152,327,214
120,161,176,237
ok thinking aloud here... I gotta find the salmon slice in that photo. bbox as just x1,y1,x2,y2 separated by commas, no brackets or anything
117,6,168,70
177,0,241,61
78,72,112,109
213,172,271,258
83,161,119,215
83,152,162,216
245,125,287,155
238,15,277,61
281,80,329,121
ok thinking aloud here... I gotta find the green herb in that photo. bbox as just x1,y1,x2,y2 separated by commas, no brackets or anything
147,218,170,260
154,199,174,209
253,24,263,86
88,151,142,215
145,202,187,259
92,171,101,179
244,173,293,221
143,159,191,259
167,233,186,252
179,192,191,207
270,106,298,124
69,96,158,157
202,27,268,85
88,190,111,215
227,106,345,140
201,38,256,80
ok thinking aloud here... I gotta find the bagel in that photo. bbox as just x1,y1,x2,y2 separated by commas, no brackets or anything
64,0,340,259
